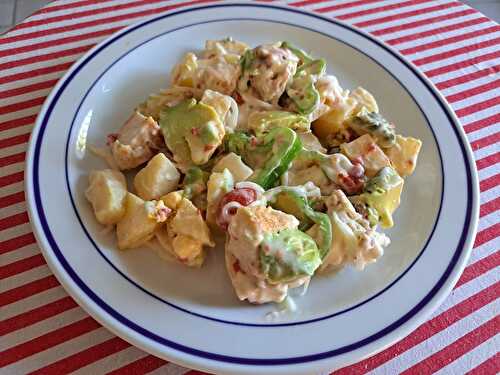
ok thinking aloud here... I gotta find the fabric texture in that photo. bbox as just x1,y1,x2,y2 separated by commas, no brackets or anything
0,0,498,374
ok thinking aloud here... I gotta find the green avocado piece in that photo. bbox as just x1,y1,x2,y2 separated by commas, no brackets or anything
260,228,321,283
159,99,223,166
247,111,310,136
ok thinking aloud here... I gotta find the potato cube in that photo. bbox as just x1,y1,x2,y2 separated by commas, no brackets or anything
85,169,127,225
340,134,391,177
206,169,234,226
385,135,422,177
213,152,253,182
116,193,159,250
350,87,379,113
312,97,357,143
160,190,184,210
170,198,214,247
133,153,180,200
171,235,205,267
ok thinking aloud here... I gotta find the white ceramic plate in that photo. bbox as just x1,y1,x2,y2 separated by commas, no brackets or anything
25,3,479,374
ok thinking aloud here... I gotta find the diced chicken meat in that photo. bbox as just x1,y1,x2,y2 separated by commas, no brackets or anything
110,112,164,170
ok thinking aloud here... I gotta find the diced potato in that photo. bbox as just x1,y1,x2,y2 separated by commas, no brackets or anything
312,97,357,142
206,169,234,226
133,153,180,200
350,87,378,113
171,235,205,266
385,135,422,177
170,198,214,247
340,134,391,177
85,169,127,225
160,190,184,210
116,193,159,250
213,153,253,182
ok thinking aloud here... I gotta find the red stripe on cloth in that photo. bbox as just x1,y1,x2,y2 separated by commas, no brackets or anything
288,0,338,6
11,0,175,33
480,173,500,192
0,80,58,100
436,65,500,90
355,2,463,28
335,281,500,374
0,152,25,168
414,37,500,66
0,297,77,336
401,316,500,374
0,317,101,367
0,115,37,133
33,0,116,16
0,254,45,280
335,0,435,20
0,28,121,60
456,252,500,288
446,79,500,104
0,0,217,47
0,171,24,188
0,133,30,149
183,371,210,375
425,50,500,77
0,191,25,209
466,353,500,375
0,61,72,85
0,275,59,307
474,223,500,247
0,97,45,116
400,25,500,55
310,0,385,13
0,212,29,231
0,44,92,71
107,355,167,375
0,233,36,255
471,132,500,151
456,96,500,118
387,17,490,45
29,337,130,375
464,113,500,134
372,8,476,36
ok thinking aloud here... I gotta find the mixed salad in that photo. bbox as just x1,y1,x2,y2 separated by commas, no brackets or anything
85,39,422,304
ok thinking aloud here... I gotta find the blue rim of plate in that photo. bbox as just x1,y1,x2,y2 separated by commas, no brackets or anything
64,17,444,327
30,3,473,366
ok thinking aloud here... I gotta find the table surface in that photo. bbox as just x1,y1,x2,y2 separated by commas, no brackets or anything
0,1,499,374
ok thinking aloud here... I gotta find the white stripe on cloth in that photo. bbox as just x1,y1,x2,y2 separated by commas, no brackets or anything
0,264,51,294
70,345,147,375
0,307,88,351
370,300,498,374
434,334,500,375
0,242,40,267
1,327,114,375
1,285,67,321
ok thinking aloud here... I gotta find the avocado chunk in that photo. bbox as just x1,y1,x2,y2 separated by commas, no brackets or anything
159,99,224,166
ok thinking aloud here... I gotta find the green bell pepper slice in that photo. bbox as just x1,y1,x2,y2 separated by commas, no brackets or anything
286,59,326,116
281,41,314,64
250,127,302,190
225,127,302,190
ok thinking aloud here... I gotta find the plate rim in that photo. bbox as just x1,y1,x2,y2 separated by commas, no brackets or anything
25,2,480,373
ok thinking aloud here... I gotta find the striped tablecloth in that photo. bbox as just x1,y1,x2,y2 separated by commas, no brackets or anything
0,0,498,374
